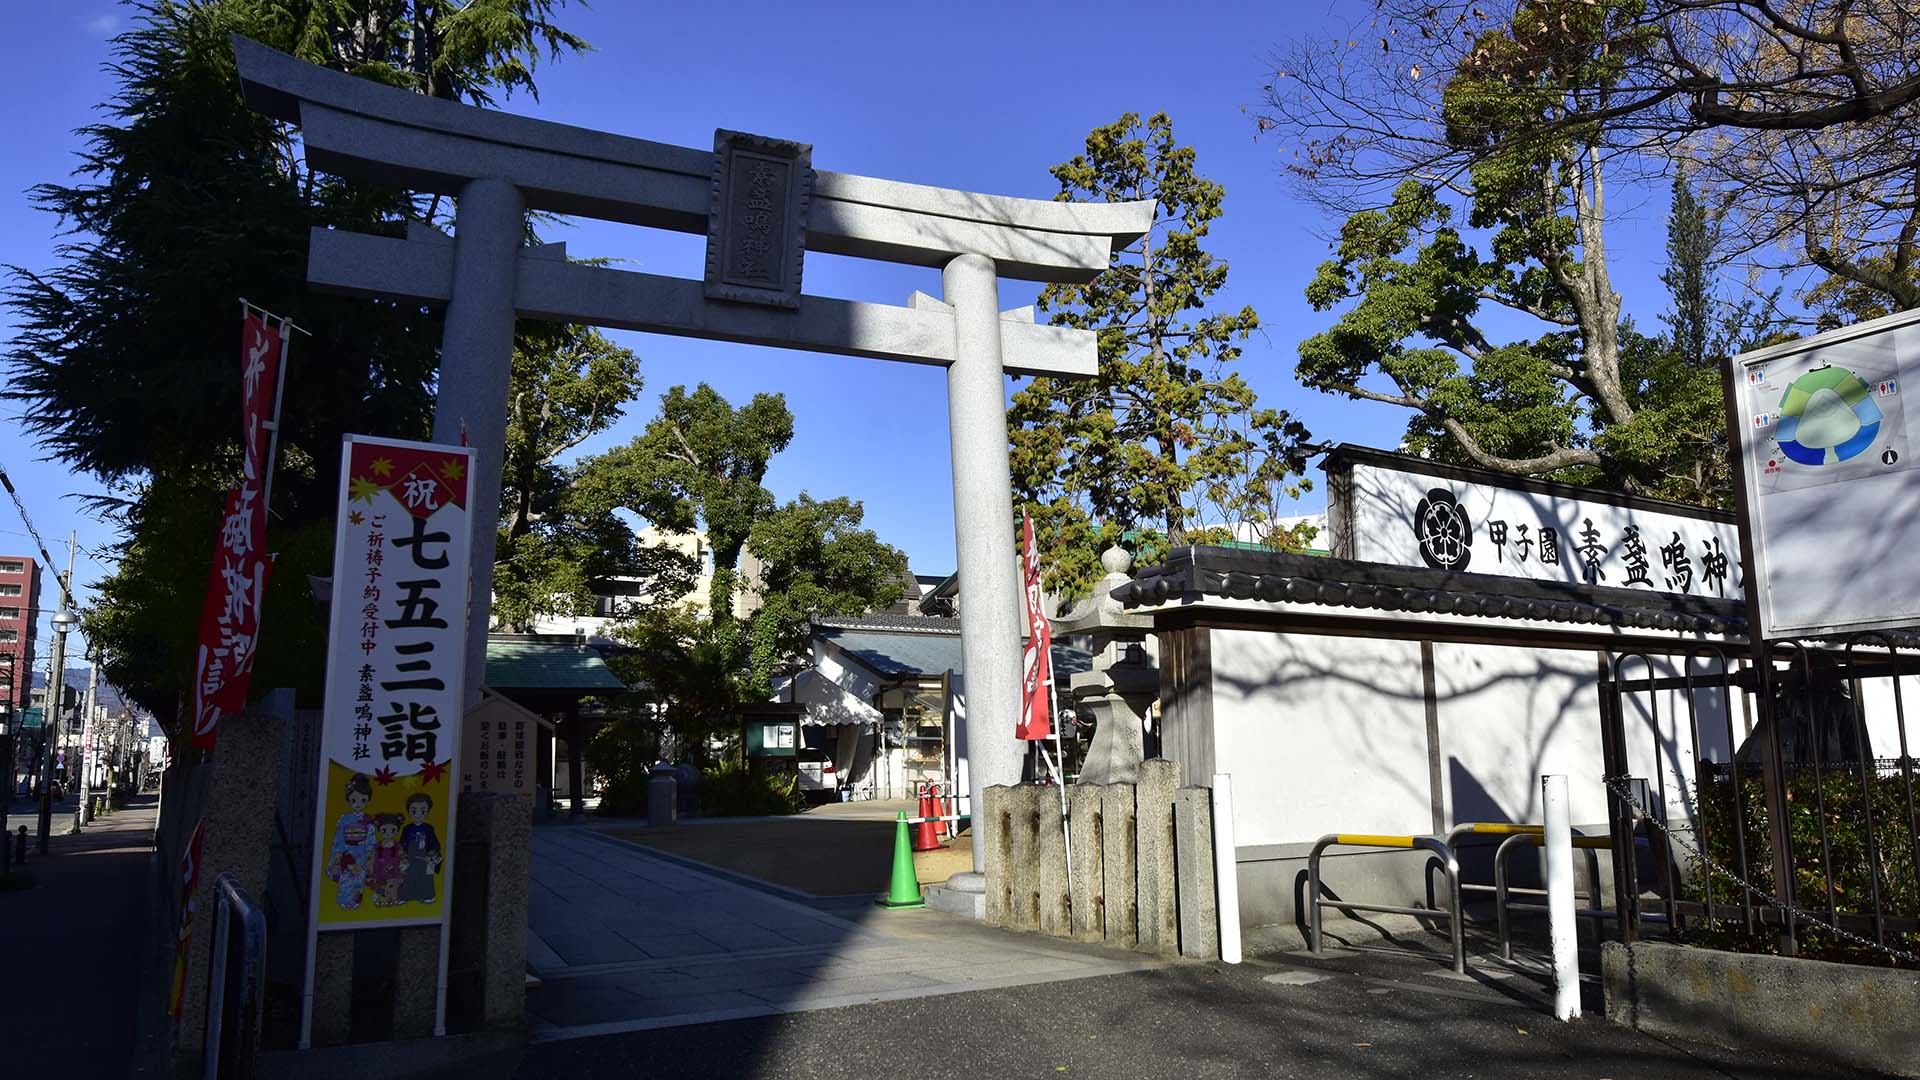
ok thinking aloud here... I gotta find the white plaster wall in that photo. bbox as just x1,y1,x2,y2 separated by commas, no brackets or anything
1854,673,1920,757
1210,629,1432,845
1431,643,1609,826
1430,645,1729,830
815,642,882,701
1211,628,1740,847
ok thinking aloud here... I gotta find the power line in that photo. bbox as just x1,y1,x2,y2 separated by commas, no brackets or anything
0,462,77,612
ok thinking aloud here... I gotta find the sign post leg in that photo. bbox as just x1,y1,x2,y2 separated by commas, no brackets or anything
941,252,1024,876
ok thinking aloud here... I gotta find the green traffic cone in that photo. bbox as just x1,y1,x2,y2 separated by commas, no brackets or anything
876,811,925,909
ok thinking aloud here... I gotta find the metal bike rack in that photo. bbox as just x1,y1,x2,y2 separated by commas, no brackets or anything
1492,833,1613,961
204,872,267,1080
1308,833,1465,974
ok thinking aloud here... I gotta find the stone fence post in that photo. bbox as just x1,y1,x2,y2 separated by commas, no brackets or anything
176,712,285,1059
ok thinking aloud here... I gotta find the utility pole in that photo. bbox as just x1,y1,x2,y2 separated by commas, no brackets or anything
36,534,76,854
76,658,98,826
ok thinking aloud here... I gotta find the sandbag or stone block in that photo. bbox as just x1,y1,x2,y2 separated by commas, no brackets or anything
476,794,532,1028
1101,782,1138,948
982,785,1014,927
1067,785,1105,942
393,926,440,1037
1007,784,1044,931
178,714,285,1055
1174,786,1218,960
1134,758,1179,956
310,931,355,1047
1037,790,1070,937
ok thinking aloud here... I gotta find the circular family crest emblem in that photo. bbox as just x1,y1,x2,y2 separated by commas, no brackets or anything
1412,488,1472,571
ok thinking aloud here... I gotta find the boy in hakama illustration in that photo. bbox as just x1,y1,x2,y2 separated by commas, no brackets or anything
397,792,443,904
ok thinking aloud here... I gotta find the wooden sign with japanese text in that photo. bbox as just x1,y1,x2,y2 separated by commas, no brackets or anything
308,435,473,930
459,693,539,798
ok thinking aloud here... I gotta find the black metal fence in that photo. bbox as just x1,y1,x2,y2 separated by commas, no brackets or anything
1602,637,1920,966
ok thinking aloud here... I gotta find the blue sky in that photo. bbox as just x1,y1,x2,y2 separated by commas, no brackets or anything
0,1,1689,659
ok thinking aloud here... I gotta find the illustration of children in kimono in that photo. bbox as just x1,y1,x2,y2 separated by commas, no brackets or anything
368,814,406,907
325,774,375,910
397,792,443,905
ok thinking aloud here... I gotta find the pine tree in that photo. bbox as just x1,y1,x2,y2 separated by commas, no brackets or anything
1009,113,1312,596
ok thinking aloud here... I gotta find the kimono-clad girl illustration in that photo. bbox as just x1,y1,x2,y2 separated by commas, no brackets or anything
324,774,376,910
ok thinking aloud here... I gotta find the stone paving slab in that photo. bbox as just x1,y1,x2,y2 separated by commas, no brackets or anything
525,824,1161,1042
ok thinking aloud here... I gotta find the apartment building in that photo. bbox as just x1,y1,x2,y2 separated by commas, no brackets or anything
0,555,38,720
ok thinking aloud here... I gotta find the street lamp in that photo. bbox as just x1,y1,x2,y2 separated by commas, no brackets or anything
36,599,77,854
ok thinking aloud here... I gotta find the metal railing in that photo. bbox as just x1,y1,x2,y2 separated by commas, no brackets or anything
203,872,267,1080
1307,833,1465,973
1604,640,1920,965
1493,833,1613,961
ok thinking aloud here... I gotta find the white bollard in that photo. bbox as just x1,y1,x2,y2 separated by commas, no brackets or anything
1542,773,1580,1020
1211,773,1241,964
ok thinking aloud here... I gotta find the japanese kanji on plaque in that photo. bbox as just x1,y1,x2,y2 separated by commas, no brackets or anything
309,435,473,929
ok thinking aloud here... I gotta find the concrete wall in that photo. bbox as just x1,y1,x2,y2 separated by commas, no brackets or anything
1604,940,1920,1078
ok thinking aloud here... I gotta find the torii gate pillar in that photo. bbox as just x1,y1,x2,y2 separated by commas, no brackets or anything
941,253,1024,877
433,177,526,705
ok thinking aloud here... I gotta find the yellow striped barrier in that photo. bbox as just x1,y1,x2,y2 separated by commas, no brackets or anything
1307,833,1466,974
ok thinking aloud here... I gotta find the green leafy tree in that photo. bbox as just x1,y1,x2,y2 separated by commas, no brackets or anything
491,323,699,631
1009,112,1312,597
743,494,908,699
583,386,909,760
5,1,586,727
579,384,794,659
1281,3,1678,489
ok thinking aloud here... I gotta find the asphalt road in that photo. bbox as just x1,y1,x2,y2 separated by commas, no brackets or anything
515,949,1883,1080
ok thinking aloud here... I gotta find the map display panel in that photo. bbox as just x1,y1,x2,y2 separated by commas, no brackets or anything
1735,311,1920,638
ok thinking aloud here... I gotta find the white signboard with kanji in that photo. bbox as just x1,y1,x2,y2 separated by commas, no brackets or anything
1733,308,1920,638
1339,456,1742,600
307,434,473,933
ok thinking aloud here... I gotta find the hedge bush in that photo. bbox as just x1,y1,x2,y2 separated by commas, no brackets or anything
1680,761,1920,964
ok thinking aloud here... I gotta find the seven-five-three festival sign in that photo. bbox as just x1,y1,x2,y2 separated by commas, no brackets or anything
307,435,473,943
1018,513,1052,742
191,310,287,749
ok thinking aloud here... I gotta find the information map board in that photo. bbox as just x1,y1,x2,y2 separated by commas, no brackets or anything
1733,308,1920,639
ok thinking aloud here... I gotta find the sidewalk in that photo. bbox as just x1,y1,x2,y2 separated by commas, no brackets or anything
0,795,160,1077
526,825,1158,1041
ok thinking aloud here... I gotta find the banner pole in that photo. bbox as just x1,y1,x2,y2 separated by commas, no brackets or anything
261,313,294,514
1045,673,1071,896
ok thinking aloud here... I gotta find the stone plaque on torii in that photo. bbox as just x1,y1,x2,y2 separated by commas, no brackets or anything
231,33,1150,1023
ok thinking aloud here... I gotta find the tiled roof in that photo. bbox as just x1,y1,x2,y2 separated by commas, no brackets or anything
814,613,960,634
1113,546,1748,636
814,620,1092,680
484,638,626,692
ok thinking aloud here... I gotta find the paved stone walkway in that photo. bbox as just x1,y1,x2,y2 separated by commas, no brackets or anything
526,825,1158,1041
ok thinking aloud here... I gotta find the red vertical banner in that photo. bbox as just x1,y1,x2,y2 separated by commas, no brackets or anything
191,312,283,749
1017,512,1052,741
168,816,207,1020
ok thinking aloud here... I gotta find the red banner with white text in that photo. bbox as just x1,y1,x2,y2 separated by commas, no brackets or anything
1017,513,1052,741
191,312,283,749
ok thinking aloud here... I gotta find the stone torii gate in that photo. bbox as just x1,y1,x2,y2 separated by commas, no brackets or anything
232,38,1150,887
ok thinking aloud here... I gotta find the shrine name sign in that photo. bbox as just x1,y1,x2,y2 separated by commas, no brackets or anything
1325,446,1742,600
